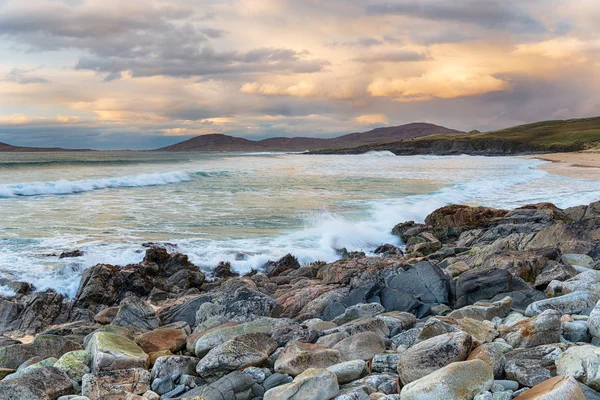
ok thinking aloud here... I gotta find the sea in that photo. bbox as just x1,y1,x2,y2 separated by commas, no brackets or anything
1,151,600,298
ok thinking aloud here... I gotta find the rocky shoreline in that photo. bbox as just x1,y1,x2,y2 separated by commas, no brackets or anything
1,201,600,399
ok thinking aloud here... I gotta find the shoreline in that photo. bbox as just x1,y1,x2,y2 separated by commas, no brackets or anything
527,151,600,180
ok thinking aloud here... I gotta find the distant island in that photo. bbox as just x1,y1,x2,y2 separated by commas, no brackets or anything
156,123,461,152
0,142,90,153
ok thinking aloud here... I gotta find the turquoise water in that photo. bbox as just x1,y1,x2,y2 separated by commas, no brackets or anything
1,151,599,297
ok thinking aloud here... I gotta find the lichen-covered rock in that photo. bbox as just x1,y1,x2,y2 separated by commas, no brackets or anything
264,368,339,400
513,375,585,399
86,332,148,373
54,350,91,382
400,359,493,400
556,345,600,390
0,366,74,400
196,333,277,381
0,335,82,370
275,341,343,377
501,310,562,348
397,331,472,384
524,291,599,317
82,368,151,400
505,344,570,387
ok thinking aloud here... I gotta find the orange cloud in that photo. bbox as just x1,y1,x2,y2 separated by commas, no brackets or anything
355,113,388,125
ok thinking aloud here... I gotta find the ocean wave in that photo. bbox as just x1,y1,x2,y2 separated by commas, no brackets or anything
0,171,193,198
364,151,396,157
0,158,189,168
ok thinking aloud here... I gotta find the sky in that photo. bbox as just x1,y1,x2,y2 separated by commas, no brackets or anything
0,0,599,149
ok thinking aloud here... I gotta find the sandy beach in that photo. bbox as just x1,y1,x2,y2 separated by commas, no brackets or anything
529,151,600,180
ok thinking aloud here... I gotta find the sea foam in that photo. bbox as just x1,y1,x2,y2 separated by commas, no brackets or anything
0,171,192,198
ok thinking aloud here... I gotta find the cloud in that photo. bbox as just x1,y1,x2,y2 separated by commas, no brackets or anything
4,67,49,84
353,50,429,63
366,0,547,33
355,113,388,125
514,37,600,62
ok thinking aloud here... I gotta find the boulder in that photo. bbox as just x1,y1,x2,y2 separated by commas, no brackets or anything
157,295,211,327
54,350,91,382
81,368,151,400
501,310,562,348
383,261,451,305
323,317,389,338
514,375,585,399
455,268,531,308
151,355,198,381
264,253,301,276
546,270,600,297
562,254,595,268
448,297,513,321
94,307,119,325
196,333,277,381
0,366,74,400
264,368,339,400
505,344,571,387
75,264,125,311
397,331,472,384
326,360,367,384
418,316,498,344
467,342,507,378
0,335,82,369
332,303,385,326
111,297,159,332
194,319,275,357
86,332,148,373
135,328,186,354
425,205,508,230
556,345,600,390
332,332,385,361
195,286,282,324
274,341,343,377
400,359,493,400
534,262,578,289
524,291,599,317
179,371,255,399
587,299,600,339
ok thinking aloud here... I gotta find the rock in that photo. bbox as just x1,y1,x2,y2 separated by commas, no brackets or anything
513,375,585,399
562,254,595,268
157,295,211,327
94,307,119,325
448,297,513,321
534,262,578,289
75,264,125,311
326,360,367,384
397,331,472,384
195,286,282,323
333,332,385,361
194,319,275,357
135,328,186,354
588,300,600,339
0,335,82,369
176,371,255,399
264,253,301,276
374,244,404,257
455,268,531,308
556,345,600,390
150,355,198,381
425,205,508,230
111,297,159,332
196,333,277,381
546,270,600,297
81,368,151,400
54,350,91,382
151,377,174,395
275,341,343,377
376,311,416,335
372,353,401,373
400,359,493,400
501,310,562,348
384,261,451,305
390,327,420,347
324,317,390,338
563,320,590,342
0,366,74,400
60,250,84,258
86,332,148,373
332,303,385,326
468,343,507,378
264,368,339,400
524,291,599,317
505,344,570,387
214,261,239,278
418,316,498,344
264,373,293,391
161,384,186,399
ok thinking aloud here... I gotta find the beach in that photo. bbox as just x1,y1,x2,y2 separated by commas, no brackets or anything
530,151,600,180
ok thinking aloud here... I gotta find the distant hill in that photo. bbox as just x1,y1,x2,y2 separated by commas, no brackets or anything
309,117,600,156
0,141,89,152
156,123,462,151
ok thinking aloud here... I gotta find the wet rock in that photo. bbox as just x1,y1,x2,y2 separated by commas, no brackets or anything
0,334,82,369
400,359,493,400
60,250,84,258
86,332,148,373
333,332,385,361
513,375,585,399
275,341,343,377
75,264,125,311
0,366,74,400
111,297,159,332
135,328,187,354
81,368,151,400
397,331,472,384
264,253,301,276
213,261,239,278
196,333,277,381
264,368,339,400
525,291,599,317
374,244,404,257
501,310,562,348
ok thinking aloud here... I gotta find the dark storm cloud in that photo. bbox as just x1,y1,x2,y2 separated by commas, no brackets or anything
0,2,328,79
366,0,547,33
